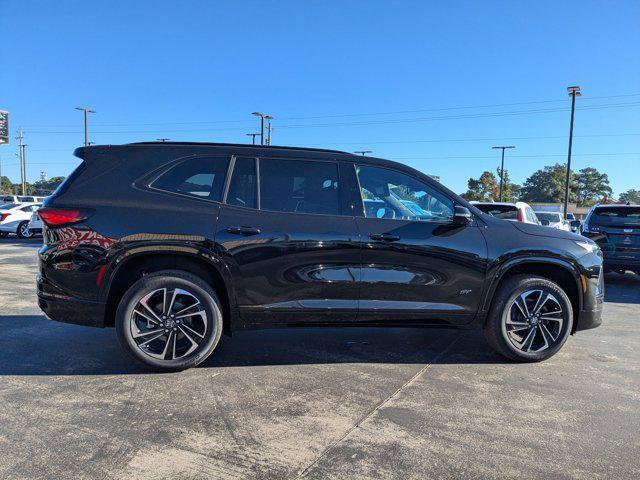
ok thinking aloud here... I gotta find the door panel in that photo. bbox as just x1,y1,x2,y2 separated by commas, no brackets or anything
352,163,488,325
356,218,487,324
216,206,360,324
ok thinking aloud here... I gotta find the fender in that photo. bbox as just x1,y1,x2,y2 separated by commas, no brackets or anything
99,241,238,320
480,254,585,315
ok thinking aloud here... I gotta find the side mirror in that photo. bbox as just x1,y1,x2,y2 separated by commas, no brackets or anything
540,219,550,226
452,206,472,225
570,220,581,228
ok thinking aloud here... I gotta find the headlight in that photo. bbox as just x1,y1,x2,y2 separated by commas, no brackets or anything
574,240,600,253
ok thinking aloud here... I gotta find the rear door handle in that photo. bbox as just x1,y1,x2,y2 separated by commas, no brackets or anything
227,226,261,236
370,233,401,242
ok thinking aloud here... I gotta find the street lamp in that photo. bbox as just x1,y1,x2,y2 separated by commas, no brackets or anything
246,133,260,145
492,146,515,202
75,107,96,146
252,112,273,145
354,150,372,156
564,86,581,219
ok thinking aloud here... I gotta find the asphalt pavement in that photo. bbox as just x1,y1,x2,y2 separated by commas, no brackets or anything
0,237,638,479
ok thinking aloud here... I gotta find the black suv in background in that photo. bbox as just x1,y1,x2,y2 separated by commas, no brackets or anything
581,204,640,274
37,143,604,371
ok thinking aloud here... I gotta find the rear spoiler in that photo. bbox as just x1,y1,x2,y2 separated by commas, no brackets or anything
73,145,114,161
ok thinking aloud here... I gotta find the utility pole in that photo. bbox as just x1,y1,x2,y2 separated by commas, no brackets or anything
492,146,515,201
251,112,273,145
75,107,96,146
354,150,372,156
266,117,273,145
564,86,581,220
16,128,26,195
246,133,260,145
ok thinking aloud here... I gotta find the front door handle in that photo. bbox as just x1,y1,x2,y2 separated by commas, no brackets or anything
227,226,261,236
370,233,401,242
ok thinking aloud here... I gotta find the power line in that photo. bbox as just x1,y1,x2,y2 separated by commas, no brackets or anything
24,101,640,135
20,92,640,128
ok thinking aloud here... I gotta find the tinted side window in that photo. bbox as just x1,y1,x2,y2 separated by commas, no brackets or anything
151,156,229,201
356,165,453,222
260,159,341,215
226,157,257,209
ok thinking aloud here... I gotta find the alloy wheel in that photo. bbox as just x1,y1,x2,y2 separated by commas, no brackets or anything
504,289,564,353
129,287,208,361
20,223,33,238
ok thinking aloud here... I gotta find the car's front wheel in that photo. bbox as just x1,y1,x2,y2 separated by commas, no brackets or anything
17,221,34,238
484,275,573,362
115,270,223,372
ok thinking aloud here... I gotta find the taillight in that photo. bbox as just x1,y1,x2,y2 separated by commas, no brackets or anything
517,209,524,222
38,208,89,227
0,213,8,222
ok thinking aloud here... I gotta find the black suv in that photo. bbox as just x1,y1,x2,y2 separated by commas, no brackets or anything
581,204,640,274
37,143,604,371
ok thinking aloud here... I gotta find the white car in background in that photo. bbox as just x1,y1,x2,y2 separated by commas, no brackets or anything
535,211,570,231
27,210,44,236
470,201,541,225
0,203,42,238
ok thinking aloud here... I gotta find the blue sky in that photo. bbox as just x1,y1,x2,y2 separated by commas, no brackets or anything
1,0,639,195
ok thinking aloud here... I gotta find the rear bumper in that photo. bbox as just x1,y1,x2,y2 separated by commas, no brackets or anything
38,294,106,328
37,273,106,327
602,256,640,270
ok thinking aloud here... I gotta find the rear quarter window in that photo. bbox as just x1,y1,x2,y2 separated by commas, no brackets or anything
150,156,230,202
475,204,518,220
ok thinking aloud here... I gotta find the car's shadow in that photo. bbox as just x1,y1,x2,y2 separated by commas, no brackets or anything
0,315,506,375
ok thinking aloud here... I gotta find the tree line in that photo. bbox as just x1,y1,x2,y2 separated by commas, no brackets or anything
0,176,66,196
461,163,639,206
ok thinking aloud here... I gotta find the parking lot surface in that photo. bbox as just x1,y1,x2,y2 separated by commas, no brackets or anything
0,238,639,479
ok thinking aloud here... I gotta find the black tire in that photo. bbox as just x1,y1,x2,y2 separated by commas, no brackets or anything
16,221,34,238
484,275,573,362
115,270,223,372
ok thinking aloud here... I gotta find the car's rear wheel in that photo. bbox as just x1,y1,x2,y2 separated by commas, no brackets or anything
115,270,223,372
484,275,573,362
17,221,34,238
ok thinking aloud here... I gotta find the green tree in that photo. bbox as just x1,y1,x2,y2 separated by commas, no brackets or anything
30,176,65,195
520,163,574,203
461,171,498,201
573,167,612,207
619,189,640,204
462,169,519,202
0,176,13,194
496,168,521,202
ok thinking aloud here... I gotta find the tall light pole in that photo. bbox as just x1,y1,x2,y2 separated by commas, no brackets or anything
354,150,372,156
564,86,581,219
246,133,260,145
75,107,96,146
492,146,515,202
252,112,272,146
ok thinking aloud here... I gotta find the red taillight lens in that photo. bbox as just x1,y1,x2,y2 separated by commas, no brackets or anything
38,208,88,227
517,209,524,222
0,213,8,222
